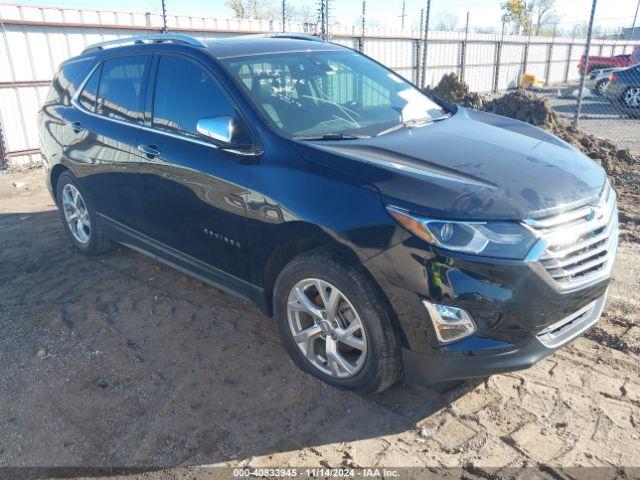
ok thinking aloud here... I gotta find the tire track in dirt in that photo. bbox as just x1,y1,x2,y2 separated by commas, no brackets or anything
1,169,639,470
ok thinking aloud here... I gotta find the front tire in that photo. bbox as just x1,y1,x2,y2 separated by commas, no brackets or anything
56,171,112,255
622,87,640,108
273,249,402,393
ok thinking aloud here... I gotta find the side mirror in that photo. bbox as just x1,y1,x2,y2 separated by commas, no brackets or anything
196,116,234,144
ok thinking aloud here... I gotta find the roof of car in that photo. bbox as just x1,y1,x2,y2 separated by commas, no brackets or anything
75,34,350,65
202,36,348,59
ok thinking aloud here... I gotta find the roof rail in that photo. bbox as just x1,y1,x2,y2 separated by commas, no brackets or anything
82,34,207,54
257,33,325,42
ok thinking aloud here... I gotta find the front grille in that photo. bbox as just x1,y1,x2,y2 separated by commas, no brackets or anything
527,184,618,289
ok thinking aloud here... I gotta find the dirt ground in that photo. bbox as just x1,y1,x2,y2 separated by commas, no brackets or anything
1,168,639,476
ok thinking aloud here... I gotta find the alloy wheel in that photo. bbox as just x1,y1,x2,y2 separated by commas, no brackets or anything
62,184,91,244
623,87,640,108
287,278,367,378
595,79,608,96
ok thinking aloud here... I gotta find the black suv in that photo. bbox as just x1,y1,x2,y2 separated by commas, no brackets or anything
39,34,618,393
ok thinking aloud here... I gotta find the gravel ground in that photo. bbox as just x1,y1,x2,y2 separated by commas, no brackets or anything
1,169,639,476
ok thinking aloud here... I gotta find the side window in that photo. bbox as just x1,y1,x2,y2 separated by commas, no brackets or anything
152,55,236,139
78,66,100,111
97,56,150,123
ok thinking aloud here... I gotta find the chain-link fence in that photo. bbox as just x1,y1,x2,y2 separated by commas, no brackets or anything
538,11,640,158
0,1,638,168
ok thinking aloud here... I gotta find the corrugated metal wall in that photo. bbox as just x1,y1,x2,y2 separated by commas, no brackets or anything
0,2,638,166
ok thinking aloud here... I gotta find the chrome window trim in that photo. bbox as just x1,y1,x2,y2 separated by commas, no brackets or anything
71,61,262,157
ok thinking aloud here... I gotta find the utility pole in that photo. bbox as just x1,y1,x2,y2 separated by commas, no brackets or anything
631,0,639,40
161,0,168,33
574,0,598,126
420,0,431,88
282,0,286,32
399,0,407,30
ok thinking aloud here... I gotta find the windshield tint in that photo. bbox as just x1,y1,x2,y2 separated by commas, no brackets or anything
222,50,447,138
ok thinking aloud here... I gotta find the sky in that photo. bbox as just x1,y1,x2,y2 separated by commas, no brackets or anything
6,0,640,32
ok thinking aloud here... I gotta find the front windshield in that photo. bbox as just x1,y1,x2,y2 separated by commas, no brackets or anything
222,50,447,138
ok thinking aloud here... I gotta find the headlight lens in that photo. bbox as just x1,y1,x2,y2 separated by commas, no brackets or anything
387,206,536,259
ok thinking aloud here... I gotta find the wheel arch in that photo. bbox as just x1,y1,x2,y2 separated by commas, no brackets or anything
50,163,71,204
261,228,407,350
261,232,361,316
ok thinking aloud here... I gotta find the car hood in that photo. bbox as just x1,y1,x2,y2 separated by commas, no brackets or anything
297,108,606,221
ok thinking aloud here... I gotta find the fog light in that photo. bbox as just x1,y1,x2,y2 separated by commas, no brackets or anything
422,301,477,344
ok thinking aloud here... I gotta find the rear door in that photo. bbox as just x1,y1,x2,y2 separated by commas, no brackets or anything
136,53,254,285
66,54,152,228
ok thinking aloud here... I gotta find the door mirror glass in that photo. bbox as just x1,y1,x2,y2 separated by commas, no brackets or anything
196,116,234,144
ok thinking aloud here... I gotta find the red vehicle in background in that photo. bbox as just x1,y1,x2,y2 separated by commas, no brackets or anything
578,44,640,74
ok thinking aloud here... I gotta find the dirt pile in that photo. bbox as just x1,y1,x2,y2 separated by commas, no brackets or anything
481,90,637,181
424,73,485,109
482,89,563,129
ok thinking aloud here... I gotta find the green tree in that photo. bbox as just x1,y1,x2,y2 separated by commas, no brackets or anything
226,0,275,20
501,0,556,35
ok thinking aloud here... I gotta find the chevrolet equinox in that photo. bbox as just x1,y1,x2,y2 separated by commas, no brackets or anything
39,34,619,392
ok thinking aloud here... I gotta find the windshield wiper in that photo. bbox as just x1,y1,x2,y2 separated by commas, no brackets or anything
376,114,451,137
295,133,369,141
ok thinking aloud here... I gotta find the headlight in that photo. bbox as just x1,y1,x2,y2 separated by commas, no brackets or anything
386,206,536,259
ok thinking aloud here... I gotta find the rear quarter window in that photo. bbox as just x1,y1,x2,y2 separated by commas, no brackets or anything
45,58,96,106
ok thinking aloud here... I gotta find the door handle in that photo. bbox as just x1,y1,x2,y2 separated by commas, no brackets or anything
70,121,84,133
137,144,161,159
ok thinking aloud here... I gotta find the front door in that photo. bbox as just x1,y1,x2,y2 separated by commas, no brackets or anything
136,53,253,285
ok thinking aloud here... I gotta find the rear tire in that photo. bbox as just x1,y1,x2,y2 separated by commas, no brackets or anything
273,248,402,393
56,171,112,255
594,78,608,96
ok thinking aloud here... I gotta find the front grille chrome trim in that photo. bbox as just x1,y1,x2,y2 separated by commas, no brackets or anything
524,183,619,291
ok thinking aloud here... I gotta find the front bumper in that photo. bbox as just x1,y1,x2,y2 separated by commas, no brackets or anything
362,206,616,386
402,293,606,385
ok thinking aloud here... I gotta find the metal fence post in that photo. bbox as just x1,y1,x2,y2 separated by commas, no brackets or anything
416,8,424,86
564,41,574,83
0,119,7,171
494,42,502,93
544,23,557,86
420,0,431,88
160,0,168,34
522,21,532,77
460,11,469,82
358,0,366,52
493,19,505,93
574,0,598,126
